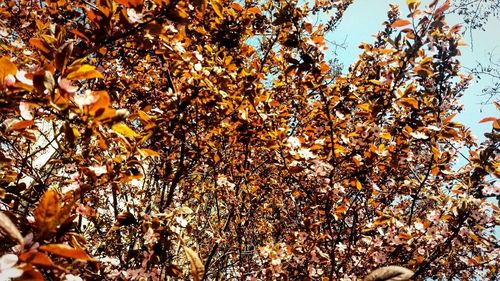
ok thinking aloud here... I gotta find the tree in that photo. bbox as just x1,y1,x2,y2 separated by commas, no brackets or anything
0,0,498,280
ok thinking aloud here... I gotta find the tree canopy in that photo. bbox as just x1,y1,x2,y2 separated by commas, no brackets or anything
0,0,498,280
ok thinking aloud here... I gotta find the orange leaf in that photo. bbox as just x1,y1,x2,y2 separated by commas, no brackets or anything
0,56,17,88
29,38,51,54
479,117,498,123
391,19,411,28
39,244,92,261
9,120,35,131
66,65,104,80
115,0,143,7
19,252,54,268
34,189,62,235
246,7,261,14
230,2,243,12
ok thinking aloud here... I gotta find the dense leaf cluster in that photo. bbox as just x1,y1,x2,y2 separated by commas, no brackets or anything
0,0,498,280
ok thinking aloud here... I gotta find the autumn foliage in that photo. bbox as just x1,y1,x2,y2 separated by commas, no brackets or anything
0,0,498,280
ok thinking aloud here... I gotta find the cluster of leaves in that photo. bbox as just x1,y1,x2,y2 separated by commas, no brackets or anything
0,0,498,280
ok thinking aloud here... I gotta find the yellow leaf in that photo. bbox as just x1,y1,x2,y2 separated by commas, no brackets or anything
138,148,159,158
183,246,204,281
397,97,419,109
210,0,224,18
357,103,371,111
66,64,104,80
356,180,362,191
112,122,140,138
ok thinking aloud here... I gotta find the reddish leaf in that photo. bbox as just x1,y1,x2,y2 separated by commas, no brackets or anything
479,117,498,123
39,244,92,261
19,252,54,268
9,120,35,131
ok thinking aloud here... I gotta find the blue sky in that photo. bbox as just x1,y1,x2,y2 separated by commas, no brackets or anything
328,0,499,143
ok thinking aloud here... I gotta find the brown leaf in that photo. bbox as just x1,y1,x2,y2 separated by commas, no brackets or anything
165,264,182,277
34,189,62,235
55,41,74,73
33,70,55,95
0,212,24,245
39,244,92,261
183,246,204,281
364,266,414,281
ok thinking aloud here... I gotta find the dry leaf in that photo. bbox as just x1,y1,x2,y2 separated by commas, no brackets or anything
364,266,414,281
0,212,24,245
34,189,62,235
183,246,204,281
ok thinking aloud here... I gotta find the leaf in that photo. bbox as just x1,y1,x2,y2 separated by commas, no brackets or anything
357,103,371,111
355,180,362,191
66,64,104,80
39,244,92,261
115,0,143,7
397,97,419,109
165,264,182,277
29,38,52,55
33,70,55,95
193,0,208,13
391,19,411,28
479,117,498,123
34,189,62,235
55,41,74,73
246,7,261,14
0,212,24,245
138,148,159,158
210,0,224,18
8,120,35,131
19,252,54,268
406,0,420,10
0,56,17,88
434,1,450,17
364,266,414,281
183,246,204,281
112,122,140,138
